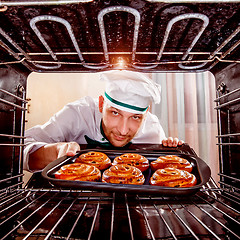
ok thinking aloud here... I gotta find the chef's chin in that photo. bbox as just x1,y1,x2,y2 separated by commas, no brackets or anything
111,141,126,148
110,138,129,148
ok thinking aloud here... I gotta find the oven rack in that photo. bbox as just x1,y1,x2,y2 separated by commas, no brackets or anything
0,87,26,182
0,2,240,73
0,88,26,144
215,84,240,196
0,176,239,240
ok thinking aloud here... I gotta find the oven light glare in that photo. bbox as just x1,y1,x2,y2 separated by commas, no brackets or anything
117,57,125,69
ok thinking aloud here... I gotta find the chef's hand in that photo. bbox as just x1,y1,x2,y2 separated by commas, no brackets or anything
29,141,80,171
56,142,80,158
162,137,184,147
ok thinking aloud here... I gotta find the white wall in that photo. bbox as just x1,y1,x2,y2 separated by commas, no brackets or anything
25,72,105,129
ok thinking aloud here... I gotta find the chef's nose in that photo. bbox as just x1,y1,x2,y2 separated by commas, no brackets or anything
118,118,129,135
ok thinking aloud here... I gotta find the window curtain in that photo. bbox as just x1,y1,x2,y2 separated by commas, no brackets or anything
152,72,219,183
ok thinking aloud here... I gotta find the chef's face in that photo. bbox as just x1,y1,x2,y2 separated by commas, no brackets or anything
99,96,146,147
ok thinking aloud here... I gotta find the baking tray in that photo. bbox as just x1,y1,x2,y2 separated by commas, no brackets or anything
41,149,211,196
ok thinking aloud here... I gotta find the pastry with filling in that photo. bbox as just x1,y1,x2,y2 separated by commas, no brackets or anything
102,164,145,185
112,153,149,172
55,163,101,182
76,151,111,170
150,167,197,187
151,155,192,172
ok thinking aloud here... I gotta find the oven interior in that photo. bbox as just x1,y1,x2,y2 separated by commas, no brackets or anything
0,1,239,239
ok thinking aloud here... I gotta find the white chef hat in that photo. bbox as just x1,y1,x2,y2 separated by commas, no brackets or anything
100,70,161,114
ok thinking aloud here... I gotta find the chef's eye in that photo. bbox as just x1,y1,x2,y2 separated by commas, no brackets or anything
132,115,142,120
112,111,119,116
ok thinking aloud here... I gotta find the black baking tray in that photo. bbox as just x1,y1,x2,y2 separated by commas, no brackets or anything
41,148,211,196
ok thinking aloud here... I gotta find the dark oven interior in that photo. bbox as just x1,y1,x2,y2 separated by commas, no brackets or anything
0,1,240,239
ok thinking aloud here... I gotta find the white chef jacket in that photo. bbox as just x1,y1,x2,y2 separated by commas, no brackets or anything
23,96,166,171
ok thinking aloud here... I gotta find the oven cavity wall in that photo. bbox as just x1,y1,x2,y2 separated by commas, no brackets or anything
0,64,29,186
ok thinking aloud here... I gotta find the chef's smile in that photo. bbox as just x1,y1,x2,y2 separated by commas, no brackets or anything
114,134,125,140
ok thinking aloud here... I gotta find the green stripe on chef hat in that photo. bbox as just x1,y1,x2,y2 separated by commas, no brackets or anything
104,92,149,113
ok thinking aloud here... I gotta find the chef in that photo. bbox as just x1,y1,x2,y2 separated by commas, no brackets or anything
24,70,183,171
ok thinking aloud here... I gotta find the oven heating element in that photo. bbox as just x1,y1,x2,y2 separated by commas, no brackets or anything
0,1,240,72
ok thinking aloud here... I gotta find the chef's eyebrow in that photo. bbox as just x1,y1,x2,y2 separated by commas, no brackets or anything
108,106,143,117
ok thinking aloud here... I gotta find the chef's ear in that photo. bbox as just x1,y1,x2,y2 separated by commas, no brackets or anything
142,107,149,119
99,95,104,113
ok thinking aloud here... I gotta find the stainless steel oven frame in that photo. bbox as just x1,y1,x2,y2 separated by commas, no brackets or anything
0,1,239,239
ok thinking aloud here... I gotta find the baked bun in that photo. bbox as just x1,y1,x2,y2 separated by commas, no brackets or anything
102,164,145,185
150,155,192,172
112,153,149,172
75,151,111,170
150,168,197,187
55,163,101,182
